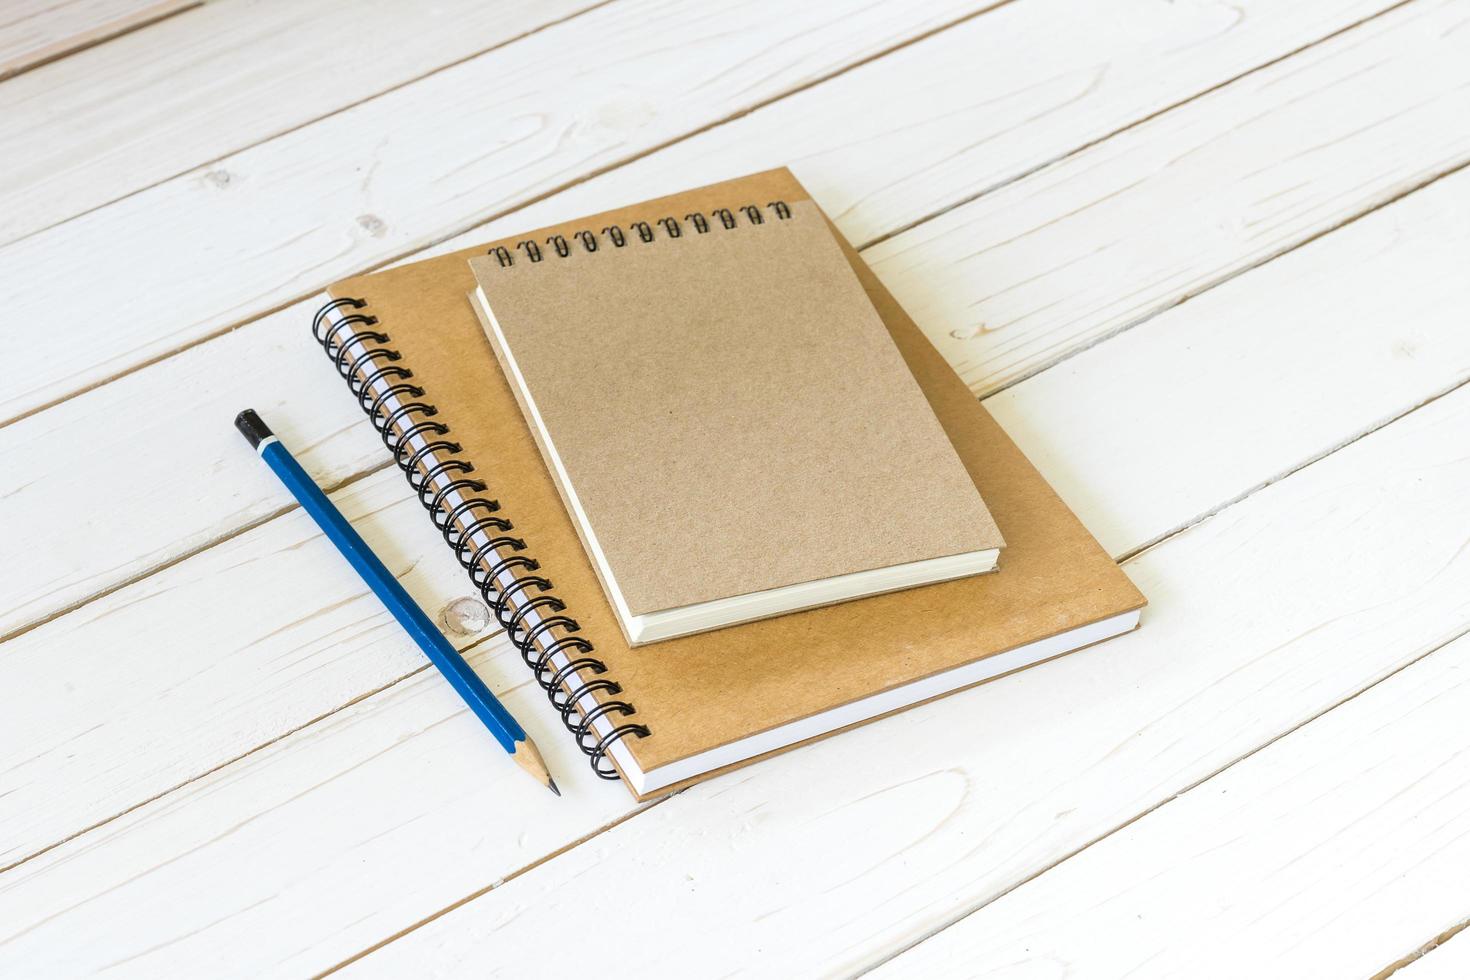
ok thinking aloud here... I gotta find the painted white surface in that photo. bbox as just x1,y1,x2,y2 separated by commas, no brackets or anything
866,627,1470,979
0,0,194,81
867,0,1470,397
0,0,1437,638
0,0,598,243
0,0,991,424
334,360,1470,979
1,0,1466,976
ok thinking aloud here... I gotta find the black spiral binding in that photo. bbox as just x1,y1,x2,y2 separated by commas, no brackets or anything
485,200,794,268
311,200,791,779
312,300,648,778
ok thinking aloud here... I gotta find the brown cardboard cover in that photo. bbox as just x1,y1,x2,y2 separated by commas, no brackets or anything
329,169,1146,799
466,200,1002,623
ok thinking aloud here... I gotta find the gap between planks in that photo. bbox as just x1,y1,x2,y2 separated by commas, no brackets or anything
0,0,1016,432
0,0,1460,879
314,791,680,979
981,150,1470,406
9,364,1464,957
0,0,620,250
10,147,1461,656
2,0,1367,434
0,659,428,877
856,0,1420,254
0,623,538,877
1114,276,1470,566
1374,917,1470,980
0,0,199,83
854,610,1470,978
0,0,1025,650
0,0,1439,650
1,0,1459,960
310,368,1470,974
6,75,1465,655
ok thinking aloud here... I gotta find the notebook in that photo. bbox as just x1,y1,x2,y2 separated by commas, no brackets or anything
317,168,1145,800
466,199,1002,645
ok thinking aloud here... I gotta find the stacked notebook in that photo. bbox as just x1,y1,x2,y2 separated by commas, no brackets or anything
313,168,1144,799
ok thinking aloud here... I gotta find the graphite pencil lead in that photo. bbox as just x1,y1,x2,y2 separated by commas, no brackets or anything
511,736,558,794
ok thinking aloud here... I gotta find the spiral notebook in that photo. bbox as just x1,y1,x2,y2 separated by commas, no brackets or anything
467,200,1002,645
314,168,1145,799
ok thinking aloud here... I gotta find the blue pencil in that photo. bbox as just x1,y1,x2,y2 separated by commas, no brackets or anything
235,409,559,796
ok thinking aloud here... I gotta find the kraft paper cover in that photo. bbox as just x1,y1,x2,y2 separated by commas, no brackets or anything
329,168,1145,800
467,200,1002,622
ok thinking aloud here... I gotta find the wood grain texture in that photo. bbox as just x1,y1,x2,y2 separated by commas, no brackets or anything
0,0,1421,638
2,0,1467,974
0,0,600,245
0,626,646,976
0,0,992,424
0,467,487,870
0,302,389,639
0,0,196,82
327,356,1470,978
868,629,1470,979
4,157,1468,976
983,162,1470,559
866,0,1470,397
502,0,1400,254
3,0,1463,869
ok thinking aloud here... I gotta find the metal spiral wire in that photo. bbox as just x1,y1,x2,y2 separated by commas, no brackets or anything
489,199,793,266
312,295,648,778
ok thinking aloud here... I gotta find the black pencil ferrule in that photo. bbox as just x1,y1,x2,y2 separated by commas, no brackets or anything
235,408,274,449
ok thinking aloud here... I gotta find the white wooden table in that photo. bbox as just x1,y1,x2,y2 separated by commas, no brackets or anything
3,1,1468,976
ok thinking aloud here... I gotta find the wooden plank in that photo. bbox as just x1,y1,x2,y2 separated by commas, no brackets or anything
0,0,993,425
0,300,390,639
3,138,1468,976
468,0,1405,256
303,370,1470,978
0,467,494,871
981,163,1470,559
0,625,643,977
0,0,196,82
0,0,1406,426
0,0,600,245
0,0,1426,637
865,630,1470,979
4,0,1465,855
867,0,1470,397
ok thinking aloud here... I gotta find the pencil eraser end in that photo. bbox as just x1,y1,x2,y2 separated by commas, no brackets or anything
235,409,273,449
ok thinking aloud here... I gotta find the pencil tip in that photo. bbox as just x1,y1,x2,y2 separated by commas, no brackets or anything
511,737,560,796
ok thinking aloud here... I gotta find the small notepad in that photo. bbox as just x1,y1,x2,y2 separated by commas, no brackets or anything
468,199,1003,645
